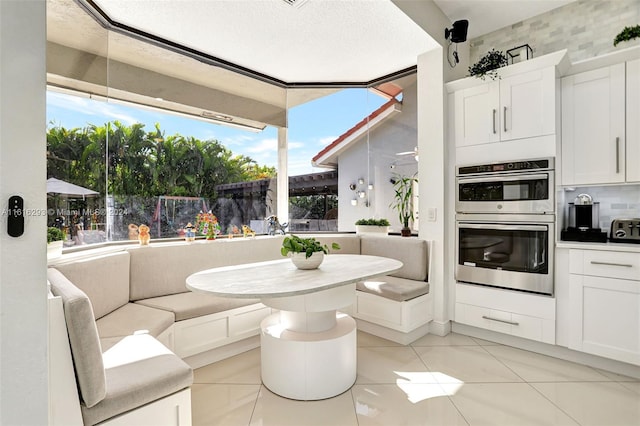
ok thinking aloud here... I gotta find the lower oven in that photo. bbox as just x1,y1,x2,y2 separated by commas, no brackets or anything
456,213,555,296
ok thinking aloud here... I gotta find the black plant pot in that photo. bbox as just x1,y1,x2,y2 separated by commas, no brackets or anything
400,227,412,237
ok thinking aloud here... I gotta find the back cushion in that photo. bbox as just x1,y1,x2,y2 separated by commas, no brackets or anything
48,268,106,408
55,252,130,320
309,235,361,255
360,236,428,281
127,236,285,301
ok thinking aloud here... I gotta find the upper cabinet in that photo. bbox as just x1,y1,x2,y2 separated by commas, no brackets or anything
454,68,556,148
561,64,626,185
627,59,640,183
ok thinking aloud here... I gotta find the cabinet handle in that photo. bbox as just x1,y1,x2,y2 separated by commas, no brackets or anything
492,109,497,134
482,315,519,326
616,137,620,173
590,261,633,268
503,106,507,132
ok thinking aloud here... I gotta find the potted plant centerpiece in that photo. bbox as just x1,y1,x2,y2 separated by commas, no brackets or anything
355,218,390,235
281,235,340,269
47,226,65,259
390,173,418,237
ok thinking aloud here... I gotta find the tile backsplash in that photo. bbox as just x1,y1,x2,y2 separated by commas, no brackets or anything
559,185,640,232
470,0,640,66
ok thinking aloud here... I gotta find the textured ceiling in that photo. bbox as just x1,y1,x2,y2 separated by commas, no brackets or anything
91,0,440,84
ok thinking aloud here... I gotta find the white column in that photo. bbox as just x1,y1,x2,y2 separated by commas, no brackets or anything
277,127,289,224
417,47,450,336
0,1,49,424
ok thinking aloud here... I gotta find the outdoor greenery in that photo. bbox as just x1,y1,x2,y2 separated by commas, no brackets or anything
47,121,276,198
280,235,340,258
468,49,508,80
47,226,64,243
390,173,417,230
614,25,640,46
355,218,390,226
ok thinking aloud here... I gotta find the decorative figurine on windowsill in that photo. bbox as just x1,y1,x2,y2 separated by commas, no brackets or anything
184,222,196,242
196,210,221,240
265,215,288,235
138,224,151,246
242,224,256,238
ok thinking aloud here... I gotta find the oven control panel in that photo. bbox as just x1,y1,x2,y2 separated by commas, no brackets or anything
458,158,552,176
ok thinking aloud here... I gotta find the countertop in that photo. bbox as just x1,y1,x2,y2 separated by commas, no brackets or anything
556,241,640,253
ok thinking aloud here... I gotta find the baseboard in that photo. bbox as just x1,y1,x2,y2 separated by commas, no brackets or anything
452,322,640,380
182,335,260,369
355,318,429,345
428,320,451,337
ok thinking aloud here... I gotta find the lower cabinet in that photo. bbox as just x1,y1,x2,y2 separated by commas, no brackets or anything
568,249,640,365
455,283,556,344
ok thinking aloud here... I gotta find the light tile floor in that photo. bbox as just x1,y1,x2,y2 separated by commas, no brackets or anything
192,332,640,426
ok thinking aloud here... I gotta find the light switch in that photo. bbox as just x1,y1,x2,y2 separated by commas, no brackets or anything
427,207,437,222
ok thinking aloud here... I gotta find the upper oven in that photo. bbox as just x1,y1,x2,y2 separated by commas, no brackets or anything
456,158,554,215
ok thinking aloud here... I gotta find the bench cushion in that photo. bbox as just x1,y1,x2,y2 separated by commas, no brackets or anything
53,252,130,320
127,236,284,301
96,303,174,339
135,291,260,321
81,333,193,426
360,236,429,281
357,275,430,302
48,268,106,409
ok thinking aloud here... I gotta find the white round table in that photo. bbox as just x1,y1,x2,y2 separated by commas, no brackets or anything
186,254,402,400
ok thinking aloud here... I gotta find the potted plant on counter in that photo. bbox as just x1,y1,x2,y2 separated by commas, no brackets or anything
390,173,418,237
355,218,390,235
281,235,340,269
47,226,65,259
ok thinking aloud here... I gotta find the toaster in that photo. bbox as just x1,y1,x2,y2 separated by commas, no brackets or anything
610,218,640,243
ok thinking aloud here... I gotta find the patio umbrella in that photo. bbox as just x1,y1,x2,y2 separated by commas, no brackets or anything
46,177,99,199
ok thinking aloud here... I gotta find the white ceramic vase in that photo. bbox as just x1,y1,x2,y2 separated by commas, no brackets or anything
290,251,324,269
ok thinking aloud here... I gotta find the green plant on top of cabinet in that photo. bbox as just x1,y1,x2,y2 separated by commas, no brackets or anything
561,59,640,185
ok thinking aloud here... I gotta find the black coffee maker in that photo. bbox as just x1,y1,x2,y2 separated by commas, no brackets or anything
561,193,608,242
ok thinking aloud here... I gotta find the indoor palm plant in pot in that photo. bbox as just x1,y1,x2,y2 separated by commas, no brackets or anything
47,226,65,259
390,173,418,237
355,218,390,235
281,235,340,269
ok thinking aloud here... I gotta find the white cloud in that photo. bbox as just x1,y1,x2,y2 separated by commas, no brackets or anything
318,136,337,146
47,92,140,125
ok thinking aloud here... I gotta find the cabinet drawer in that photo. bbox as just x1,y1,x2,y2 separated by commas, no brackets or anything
455,302,550,343
582,250,640,280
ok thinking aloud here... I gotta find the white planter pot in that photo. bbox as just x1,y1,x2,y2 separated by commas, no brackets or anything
47,240,63,259
290,251,324,270
355,225,389,236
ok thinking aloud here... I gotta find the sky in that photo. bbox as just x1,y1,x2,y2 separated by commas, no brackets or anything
46,89,387,176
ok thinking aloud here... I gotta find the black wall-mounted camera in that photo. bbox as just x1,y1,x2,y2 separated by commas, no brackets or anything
445,19,469,43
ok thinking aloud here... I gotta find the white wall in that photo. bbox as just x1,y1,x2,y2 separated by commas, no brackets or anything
0,1,48,424
337,83,419,232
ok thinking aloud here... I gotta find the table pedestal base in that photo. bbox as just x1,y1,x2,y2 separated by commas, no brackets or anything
260,312,356,400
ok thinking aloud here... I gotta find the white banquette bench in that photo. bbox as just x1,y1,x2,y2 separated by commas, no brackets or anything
48,234,432,425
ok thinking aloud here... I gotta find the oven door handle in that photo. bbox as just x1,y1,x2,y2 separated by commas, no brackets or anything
458,223,549,232
457,174,548,185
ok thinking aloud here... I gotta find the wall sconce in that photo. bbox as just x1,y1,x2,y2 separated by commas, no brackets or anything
349,183,356,191
351,199,357,206
358,178,365,185
358,191,366,198
368,184,374,190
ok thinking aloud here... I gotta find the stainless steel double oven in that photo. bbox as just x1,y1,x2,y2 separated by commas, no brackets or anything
455,158,555,295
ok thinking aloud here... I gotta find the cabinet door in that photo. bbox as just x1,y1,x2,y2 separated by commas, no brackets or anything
561,64,626,185
454,82,500,147
627,59,640,183
569,274,640,365
500,68,555,142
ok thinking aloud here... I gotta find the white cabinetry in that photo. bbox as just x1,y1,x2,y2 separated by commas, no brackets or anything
627,59,640,183
455,283,556,344
454,67,556,147
561,64,626,185
568,249,640,365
